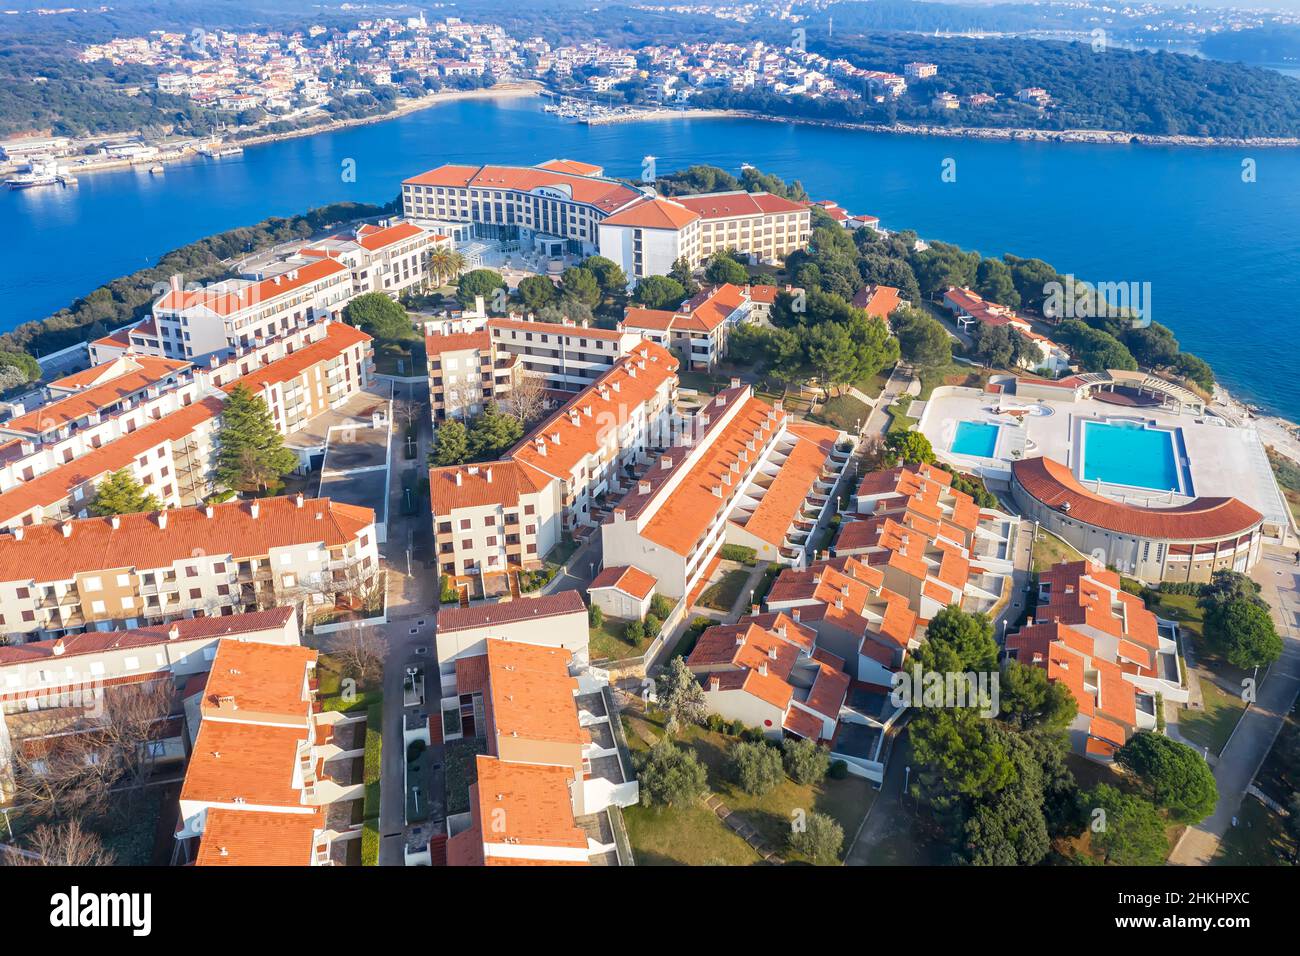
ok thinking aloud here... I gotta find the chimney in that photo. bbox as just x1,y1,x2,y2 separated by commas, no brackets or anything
60,522,72,538
709,677,721,693
169,274,183,293
731,377,741,389
735,633,745,646
485,467,493,483
295,493,304,508
157,512,168,529
550,432,561,445
792,609,801,622
454,471,463,486
12,527,22,541
758,662,768,677
110,515,121,529
214,694,237,711
249,502,259,519
750,603,759,615
51,638,66,656
612,507,627,522
168,624,180,641
660,455,672,470
205,504,214,518
768,646,778,660
638,480,651,495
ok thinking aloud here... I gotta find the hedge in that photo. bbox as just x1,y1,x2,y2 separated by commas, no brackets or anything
361,819,379,866
720,544,758,565
363,699,383,821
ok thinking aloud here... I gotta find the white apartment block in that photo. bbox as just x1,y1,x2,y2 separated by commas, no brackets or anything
147,257,353,361
0,495,379,643
486,316,645,393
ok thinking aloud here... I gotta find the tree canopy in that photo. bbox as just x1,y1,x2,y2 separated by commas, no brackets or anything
89,468,162,517
216,385,298,495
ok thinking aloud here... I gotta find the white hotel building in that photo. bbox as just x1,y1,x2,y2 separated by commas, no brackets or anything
400,160,811,284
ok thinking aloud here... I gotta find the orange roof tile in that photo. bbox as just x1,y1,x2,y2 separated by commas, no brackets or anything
484,639,585,748
195,808,323,866
155,257,348,317
220,322,371,395
203,641,316,720
0,495,373,581
404,163,640,214
428,460,552,514
1013,457,1262,540
4,357,193,436
599,196,700,230
181,720,308,807
589,564,657,600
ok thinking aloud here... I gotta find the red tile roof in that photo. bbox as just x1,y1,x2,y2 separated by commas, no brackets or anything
195,808,323,866
404,163,640,214
436,590,586,633
5,357,193,436
220,323,371,395
155,257,348,317
599,196,700,230
589,565,657,600
677,191,809,219
0,396,224,525
0,495,374,581
1013,456,1262,540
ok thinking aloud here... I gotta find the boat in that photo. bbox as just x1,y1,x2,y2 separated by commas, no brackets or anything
149,164,165,174
4,160,60,189
199,142,244,159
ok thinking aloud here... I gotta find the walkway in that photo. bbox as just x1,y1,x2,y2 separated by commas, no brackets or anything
1168,545,1300,865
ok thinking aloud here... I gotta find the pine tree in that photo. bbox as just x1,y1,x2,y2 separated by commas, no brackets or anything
432,419,469,466
467,402,523,461
89,468,162,517
216,385,298,495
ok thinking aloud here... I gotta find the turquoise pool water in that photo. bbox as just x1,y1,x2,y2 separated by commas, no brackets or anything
1081,420,1183,491
952,421,1000,458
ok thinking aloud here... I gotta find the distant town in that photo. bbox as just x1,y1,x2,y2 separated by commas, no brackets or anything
0,146,1296,872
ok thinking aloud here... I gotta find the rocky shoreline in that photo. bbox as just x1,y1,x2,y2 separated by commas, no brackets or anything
580,106,1300,148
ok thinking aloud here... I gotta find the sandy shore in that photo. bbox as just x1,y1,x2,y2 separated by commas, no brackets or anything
580,106,1300,148
1212,384,1300,466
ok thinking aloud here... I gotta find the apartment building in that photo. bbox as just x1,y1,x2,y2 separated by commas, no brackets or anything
687,615,849,743
217,321,374,436
622,283,773,370
597,190,811,283
764,555,923,686
0,396,222,531
401,161,644,257
176,640,366,865
1006,561,1185,760
0,607,300,801
429,341,680,578
433,589,588,670
0,495,378,643
440,635,636,866
600,383,851,600
284,220,445,298
147,258,353,361
486,316,645,393
942,286,1071,374
835,463,1018,619
425,327,519,422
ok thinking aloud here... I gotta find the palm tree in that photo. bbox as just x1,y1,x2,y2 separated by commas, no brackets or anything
429,247,466,289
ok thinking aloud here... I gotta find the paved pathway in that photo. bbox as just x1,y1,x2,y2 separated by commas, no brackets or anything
1168,545,1300,865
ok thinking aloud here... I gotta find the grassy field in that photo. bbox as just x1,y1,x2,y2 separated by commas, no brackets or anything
917,362,992,401
811,393,871,433
372,332,425,376
1030,526,1088,572
1147,593,1248,756
589,617,655,662
855,365,894,400
621,710,875,865
885,396,917,435
697,568,750,612
1212,794,1296,865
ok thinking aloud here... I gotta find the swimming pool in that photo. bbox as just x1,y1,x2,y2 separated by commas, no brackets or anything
951,421,1000,458
1081,420,1184,492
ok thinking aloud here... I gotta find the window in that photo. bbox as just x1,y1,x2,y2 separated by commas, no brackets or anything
116,574,130,587
91,600,106,614
124,656,139,670
283,573,296,588
83,576,102,591
189,588,201,600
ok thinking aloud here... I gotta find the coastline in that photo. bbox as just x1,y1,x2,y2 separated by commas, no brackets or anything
50,83,545,178
578,106,1300,149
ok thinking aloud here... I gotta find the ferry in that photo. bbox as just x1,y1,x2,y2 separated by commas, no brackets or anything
199,142,244,159
4,160,61,189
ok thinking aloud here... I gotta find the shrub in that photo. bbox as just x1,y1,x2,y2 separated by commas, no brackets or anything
645,613,662,637
406,739,427,763
588,604,603,628
720,544,758,565
782,737,831,786
827,759,850,780
728,719,746,736
625,619,646,644
638,738,708,807
788,811,844,864
361,818,379,866
650,594,675,619
707,714,726,733
730,740,784,795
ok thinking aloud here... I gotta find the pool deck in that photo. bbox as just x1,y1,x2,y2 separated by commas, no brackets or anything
918,385,1291,533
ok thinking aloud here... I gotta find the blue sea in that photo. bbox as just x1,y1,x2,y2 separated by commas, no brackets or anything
5,96,1300,417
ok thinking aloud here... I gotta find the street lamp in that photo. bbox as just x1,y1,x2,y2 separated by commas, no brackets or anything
904,765,912,812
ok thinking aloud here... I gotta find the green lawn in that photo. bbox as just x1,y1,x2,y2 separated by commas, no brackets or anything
678,369,728,393
811,393,870,433
855,365,894,400
697,568,751,612
917,362,991,401
589,618,656,662
1030,527,1088,572
885,396,917,435
622,711,875,865
1179,677,1248,756
1212,795,1296,866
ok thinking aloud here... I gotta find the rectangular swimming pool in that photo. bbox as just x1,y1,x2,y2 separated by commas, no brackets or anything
951,421,1000,458
1081,420,1183,492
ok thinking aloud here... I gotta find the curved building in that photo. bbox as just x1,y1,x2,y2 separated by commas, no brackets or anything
1011,456,1263,583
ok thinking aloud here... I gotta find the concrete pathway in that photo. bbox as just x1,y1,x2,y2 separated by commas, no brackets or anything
1168,545,1300,865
